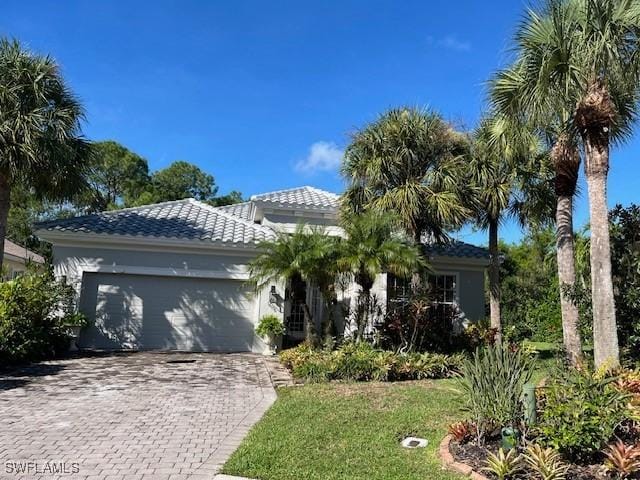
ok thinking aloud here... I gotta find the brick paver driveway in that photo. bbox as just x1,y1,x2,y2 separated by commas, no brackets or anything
0,352,277,480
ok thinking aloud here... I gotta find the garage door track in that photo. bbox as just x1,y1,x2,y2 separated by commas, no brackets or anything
0,352,276,480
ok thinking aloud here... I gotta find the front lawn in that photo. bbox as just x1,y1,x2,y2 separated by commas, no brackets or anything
222,380,464,480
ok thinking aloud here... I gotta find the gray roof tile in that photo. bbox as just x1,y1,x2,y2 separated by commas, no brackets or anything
250,186,339,210
213,201,254,221
3,240,45,263
423,241,490,260
36,199,275,245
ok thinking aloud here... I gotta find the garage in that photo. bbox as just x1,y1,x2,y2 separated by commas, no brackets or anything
79,272,258,352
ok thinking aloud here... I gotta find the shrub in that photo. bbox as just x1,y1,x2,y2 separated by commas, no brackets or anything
537,368,630,461
458,344,534,444
482,448,523,480
448,421,473,443
255,314,285,337
331,342,390,381
278,342,462,383
523,444,569,480
0,271,78,364
603,440,640,478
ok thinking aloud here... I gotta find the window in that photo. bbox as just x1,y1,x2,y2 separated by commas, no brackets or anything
428,274,457,305
386,273,458,313
287,303,305,333
387,274,412,314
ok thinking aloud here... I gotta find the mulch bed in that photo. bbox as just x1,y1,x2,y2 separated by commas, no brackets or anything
450,437,613,479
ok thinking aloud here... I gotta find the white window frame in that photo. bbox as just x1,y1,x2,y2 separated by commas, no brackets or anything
427,271,460,307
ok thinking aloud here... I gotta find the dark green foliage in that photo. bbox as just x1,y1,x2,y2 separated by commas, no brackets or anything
81,140,151,211
0,270,79,364
208,190,244,207
279,341,463,383
499,228,563,343
610,204,640,360
537,368,629,461
255,314,285,337
458,344,534,444
150,161,218,202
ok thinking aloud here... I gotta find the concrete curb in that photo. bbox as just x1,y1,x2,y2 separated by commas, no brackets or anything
438,434,490,480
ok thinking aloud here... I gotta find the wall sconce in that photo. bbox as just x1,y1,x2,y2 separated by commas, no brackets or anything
269,285,278,305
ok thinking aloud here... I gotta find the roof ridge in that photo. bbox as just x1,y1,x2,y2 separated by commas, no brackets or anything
250,185,340,202
306,185,340,197
36,198,195,227
187,199,275,236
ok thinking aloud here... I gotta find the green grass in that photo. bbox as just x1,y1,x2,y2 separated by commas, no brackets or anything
222,380,464,480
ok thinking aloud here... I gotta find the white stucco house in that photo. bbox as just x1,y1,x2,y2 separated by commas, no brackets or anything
35,186,489,353
2,239,45,279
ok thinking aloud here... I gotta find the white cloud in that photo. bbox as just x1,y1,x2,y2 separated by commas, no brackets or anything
438,35,471,52
295,141,344,175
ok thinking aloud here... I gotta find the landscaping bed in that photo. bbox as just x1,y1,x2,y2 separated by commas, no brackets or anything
279,341,464,383
449,438,610,479
448,345,640,479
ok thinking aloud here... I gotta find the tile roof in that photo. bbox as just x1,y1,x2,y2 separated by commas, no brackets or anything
423,241,490,260
213,201,254,221
250,186,339,210
36,199,275,245
3,240,45,264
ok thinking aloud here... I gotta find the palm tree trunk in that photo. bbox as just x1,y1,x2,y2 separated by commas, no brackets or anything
488,218,501,343
555,194,583,366
584,136,619,368
551,136,583,366
576,81,620,369
0,172,11,267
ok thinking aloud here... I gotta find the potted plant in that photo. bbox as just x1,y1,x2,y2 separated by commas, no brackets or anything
255,314,285,355
62,311,89,352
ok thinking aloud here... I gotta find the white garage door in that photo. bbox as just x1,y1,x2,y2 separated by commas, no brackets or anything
79,273,258,352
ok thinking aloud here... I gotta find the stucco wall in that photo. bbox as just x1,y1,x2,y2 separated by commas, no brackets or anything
429,259,487,324
52,243,274,352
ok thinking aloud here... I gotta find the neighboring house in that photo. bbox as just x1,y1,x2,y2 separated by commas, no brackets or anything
35,186,489,353
2,239,45,279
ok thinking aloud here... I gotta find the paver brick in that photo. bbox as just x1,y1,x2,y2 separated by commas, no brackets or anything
0,352,276,480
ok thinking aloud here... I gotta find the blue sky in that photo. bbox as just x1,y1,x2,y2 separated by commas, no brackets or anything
2,1,639,244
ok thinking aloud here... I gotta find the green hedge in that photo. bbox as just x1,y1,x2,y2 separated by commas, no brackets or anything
279,342,464,383
0,271,78,364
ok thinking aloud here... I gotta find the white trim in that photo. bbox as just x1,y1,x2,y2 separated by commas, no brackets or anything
35,230,262,256
428,270,460,306
79,264,250,280
429,256,489,269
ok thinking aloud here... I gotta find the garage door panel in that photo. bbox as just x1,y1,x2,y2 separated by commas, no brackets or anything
79,273,258,352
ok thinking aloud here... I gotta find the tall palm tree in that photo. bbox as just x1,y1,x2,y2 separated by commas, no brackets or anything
338,211,425,341
248,224,338,343
0,38,90,266
341,107,471,244
468,117,552,343
491,51,582,365
492,0,640,367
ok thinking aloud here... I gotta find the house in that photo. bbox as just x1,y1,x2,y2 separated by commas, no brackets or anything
35,186,489,353
2,239,45,279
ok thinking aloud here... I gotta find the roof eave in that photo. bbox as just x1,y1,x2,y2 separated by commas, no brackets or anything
34,229,268,253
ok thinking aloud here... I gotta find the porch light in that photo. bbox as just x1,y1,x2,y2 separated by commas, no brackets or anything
269,285,278,304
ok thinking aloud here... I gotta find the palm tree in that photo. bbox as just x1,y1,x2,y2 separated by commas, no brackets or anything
0,38,90,266
338,211,425,341
248,224,338,343
468,117,552,343
492,0,640,367
341,107,471,244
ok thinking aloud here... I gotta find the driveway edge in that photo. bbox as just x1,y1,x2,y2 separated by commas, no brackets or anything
194,359,278,476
